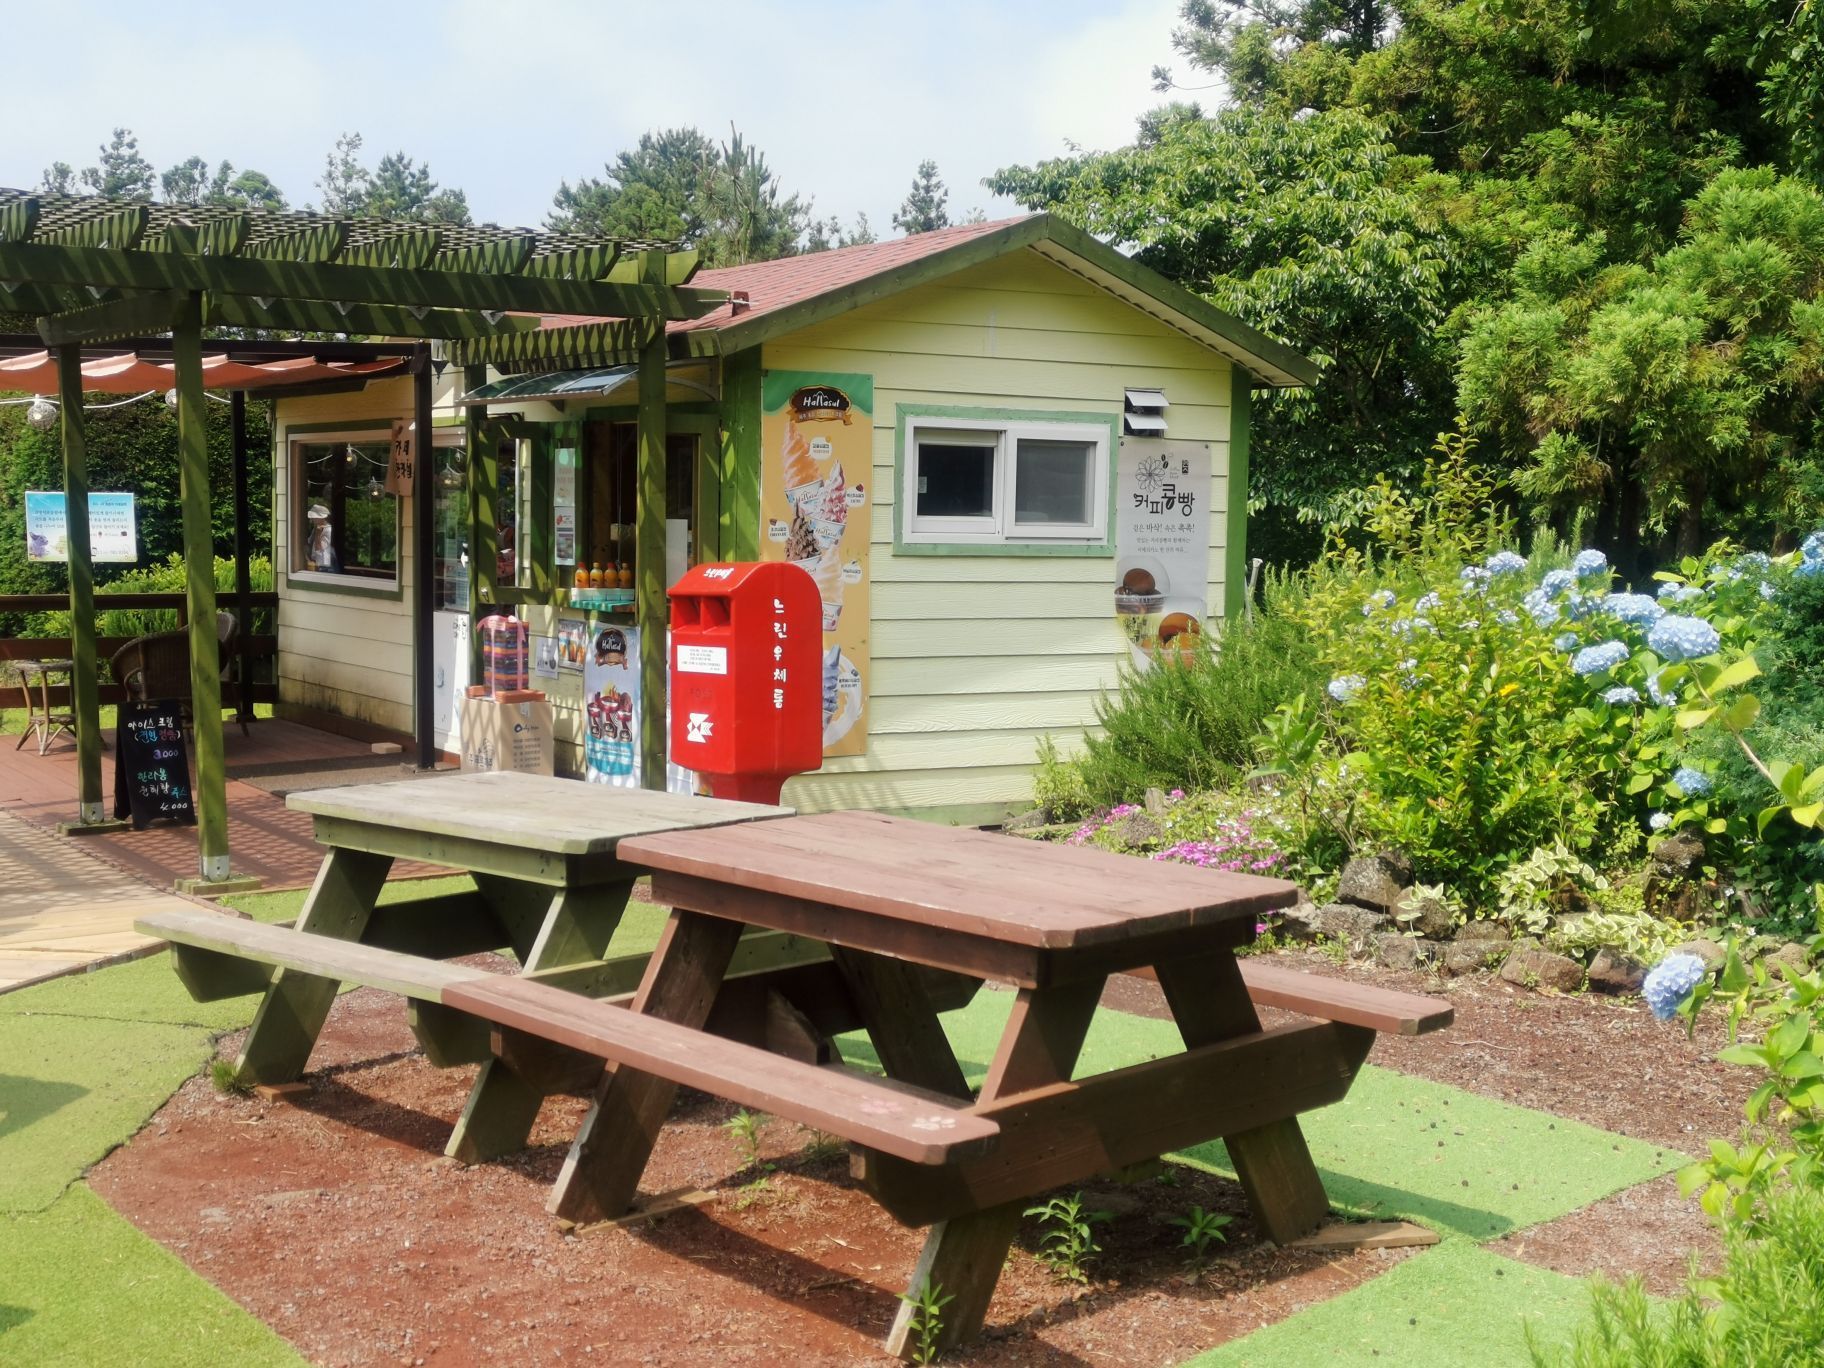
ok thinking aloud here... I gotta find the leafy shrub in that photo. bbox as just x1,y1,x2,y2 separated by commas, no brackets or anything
1066,585,1321,809
28,552,274,640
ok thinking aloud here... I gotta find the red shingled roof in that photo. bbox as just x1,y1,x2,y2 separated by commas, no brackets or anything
535,215,1034,339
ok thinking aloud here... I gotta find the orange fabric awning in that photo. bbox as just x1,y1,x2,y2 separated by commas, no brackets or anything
0,350,406,394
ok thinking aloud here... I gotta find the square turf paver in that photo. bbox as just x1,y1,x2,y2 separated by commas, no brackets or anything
1181,1241,1592,1367
0,1185,304,1366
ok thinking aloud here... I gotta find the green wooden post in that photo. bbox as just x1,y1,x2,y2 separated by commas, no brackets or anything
719,347,762,562
1223,377,1253,622
636,289,668,790
55,345,106,825
173,293,230,881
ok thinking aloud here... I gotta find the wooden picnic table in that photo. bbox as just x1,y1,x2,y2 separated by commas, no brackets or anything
230,770,791,1160
467,809,1443,1359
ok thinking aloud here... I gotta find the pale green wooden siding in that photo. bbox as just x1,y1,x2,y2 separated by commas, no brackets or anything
763,248,1235,813
273,382,416,735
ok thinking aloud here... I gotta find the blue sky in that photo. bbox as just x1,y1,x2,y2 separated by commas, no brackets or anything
3,0,1186,234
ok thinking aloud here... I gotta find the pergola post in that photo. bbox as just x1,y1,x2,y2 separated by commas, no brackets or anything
636,307,668,791
411,344,436,770
230,388,255,728
172,292,231,883
55,344,105,825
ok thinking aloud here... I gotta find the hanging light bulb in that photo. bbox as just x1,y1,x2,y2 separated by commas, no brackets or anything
25,396,59,432
164,387,180,410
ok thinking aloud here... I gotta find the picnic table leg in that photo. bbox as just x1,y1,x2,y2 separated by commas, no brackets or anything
884,976,1106,1360
1156,951,1332,1244
547,908,744,1224
231,847,393,1086
828,946,971,1099
447,877,635,1164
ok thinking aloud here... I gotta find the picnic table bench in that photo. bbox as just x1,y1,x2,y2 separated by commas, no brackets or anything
138,790,1452,1361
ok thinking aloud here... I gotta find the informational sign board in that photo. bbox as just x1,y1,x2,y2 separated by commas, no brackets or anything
25,491,137,563
385,419,416,497
112,700,196,828
759,370,871,756
1113,438,1212,668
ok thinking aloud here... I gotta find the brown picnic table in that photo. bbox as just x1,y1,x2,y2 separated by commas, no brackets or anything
444,809,1453,1359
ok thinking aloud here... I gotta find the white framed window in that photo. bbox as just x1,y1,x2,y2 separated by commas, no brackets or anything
901,414,1111,548
291,430,400,583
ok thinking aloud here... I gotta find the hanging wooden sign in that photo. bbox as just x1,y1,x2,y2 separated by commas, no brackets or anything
386,418,415,497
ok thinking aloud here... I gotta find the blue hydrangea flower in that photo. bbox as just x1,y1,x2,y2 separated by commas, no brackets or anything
1565,593,1600,621
1462,619,1481,632
1572,641,1630,676
1647,672,1676,707
1649,811,1672,831
1727,552,1772,580
1657,582,1703,604
1362,589,1396,616
1460,565,1492,586
1797,559,1824,580
1642,953,1708,1021
1524,589,1561,627
1541,569,1575,598
1759,581,1777,602
1496,609,1520,626
1803,530,1824,562
1602,593,1664,626
1671,766,1712,797
1415,591,1442,613
1398,657,1420,688
1327,674,1364,702
1572,549,1609,578
1554,632,1578,652
1602,685,1641,705
1390,616,1432,639
1485,551,1528,576
1647,615,1721,662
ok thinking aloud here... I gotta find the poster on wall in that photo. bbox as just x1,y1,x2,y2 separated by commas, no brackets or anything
553,445,578,566
1113,438,1212,667
582,623,640,787
25,491,138,563
759,370,871,757
555,617,588,673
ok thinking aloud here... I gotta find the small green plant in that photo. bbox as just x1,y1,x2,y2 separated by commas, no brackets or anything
722,1108,768,1172
1169,1205,1232,1263
797,1129,845,1165
896,1278,954,1365
210,1059,251,1096
1024,1191,1110,1284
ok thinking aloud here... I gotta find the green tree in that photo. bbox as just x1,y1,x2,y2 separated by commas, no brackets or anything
549,125,810,265
991,105,1464,559
160,158,290,211
49,127,157,199
365,151,471,225
1155,0,1395,109
805,211,876,253
315,131,370,214
1458,167,1824,565
893,160,950,234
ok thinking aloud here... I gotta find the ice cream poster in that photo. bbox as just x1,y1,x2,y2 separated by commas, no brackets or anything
581,624,640,787
1113,438,1211,668
760,370,871,757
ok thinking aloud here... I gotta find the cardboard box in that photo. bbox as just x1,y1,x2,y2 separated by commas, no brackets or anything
459,696,555,776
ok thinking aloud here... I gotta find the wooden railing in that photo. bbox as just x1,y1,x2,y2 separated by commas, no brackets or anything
0,591,279,711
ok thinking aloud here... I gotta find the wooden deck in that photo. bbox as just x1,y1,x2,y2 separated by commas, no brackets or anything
0,716,455,892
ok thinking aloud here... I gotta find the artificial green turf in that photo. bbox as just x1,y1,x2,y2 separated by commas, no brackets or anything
1181,1241,1591,1367
0,1186,304,1366
839,986,1681,1243
0,1012,213,1213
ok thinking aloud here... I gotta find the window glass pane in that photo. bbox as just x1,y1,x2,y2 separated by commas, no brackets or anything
432,442,468,611
1014,438,1094,525
916,440,996,519
298,440,398,578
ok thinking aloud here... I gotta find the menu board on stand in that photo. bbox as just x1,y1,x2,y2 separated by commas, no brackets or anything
112,700,196,828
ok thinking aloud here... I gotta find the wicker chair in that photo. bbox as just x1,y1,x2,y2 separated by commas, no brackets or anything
110,610,248,737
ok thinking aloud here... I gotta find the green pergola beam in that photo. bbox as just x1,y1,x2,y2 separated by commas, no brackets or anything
55,344,106,825
0,241,726,322
37,291,182,347
636,252,669,790
204,294,541,340
446,322,720,372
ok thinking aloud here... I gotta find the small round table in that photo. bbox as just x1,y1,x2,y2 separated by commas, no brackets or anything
15,658,76,755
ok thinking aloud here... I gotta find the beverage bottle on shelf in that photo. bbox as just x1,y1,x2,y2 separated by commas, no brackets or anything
616,562,633,589
573,564,588,590
588,562,604,589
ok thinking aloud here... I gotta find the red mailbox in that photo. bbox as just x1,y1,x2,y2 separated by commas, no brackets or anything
669,561,823,804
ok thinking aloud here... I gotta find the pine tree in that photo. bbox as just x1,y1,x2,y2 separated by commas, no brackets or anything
893,161,949,235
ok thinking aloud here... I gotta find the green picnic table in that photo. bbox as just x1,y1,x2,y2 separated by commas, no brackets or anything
227,771,791,1161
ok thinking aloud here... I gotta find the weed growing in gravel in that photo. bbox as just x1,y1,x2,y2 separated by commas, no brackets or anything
722,1109,767,1171
1170,1205,1233,1264
897,1279,954,1365
210,1060,250,1096
1025,1192,1110,1284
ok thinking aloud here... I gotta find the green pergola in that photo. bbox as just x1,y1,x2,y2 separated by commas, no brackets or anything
1,188,720,887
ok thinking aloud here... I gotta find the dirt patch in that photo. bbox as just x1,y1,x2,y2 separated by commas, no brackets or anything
91,982,1410,1367
1487,1173,1716,1298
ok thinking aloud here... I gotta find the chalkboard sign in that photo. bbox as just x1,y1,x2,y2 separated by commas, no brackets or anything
113,700,196,829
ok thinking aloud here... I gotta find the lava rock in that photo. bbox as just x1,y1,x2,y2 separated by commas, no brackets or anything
1670,937,1726,971
1336,852,1415,913
1105,811,1164,851
1374,933,1438,972
1453,921,1513,946
1309,901,1389,951
1652,831,1708,881
1440,941,1501,976
1586,948,1648,994
1762,941,1813,976
1499,947,1586,993
1396,891,1457,940
1002,807,1054,836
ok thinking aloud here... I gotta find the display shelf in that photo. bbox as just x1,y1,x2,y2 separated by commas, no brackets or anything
566,588,635,610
